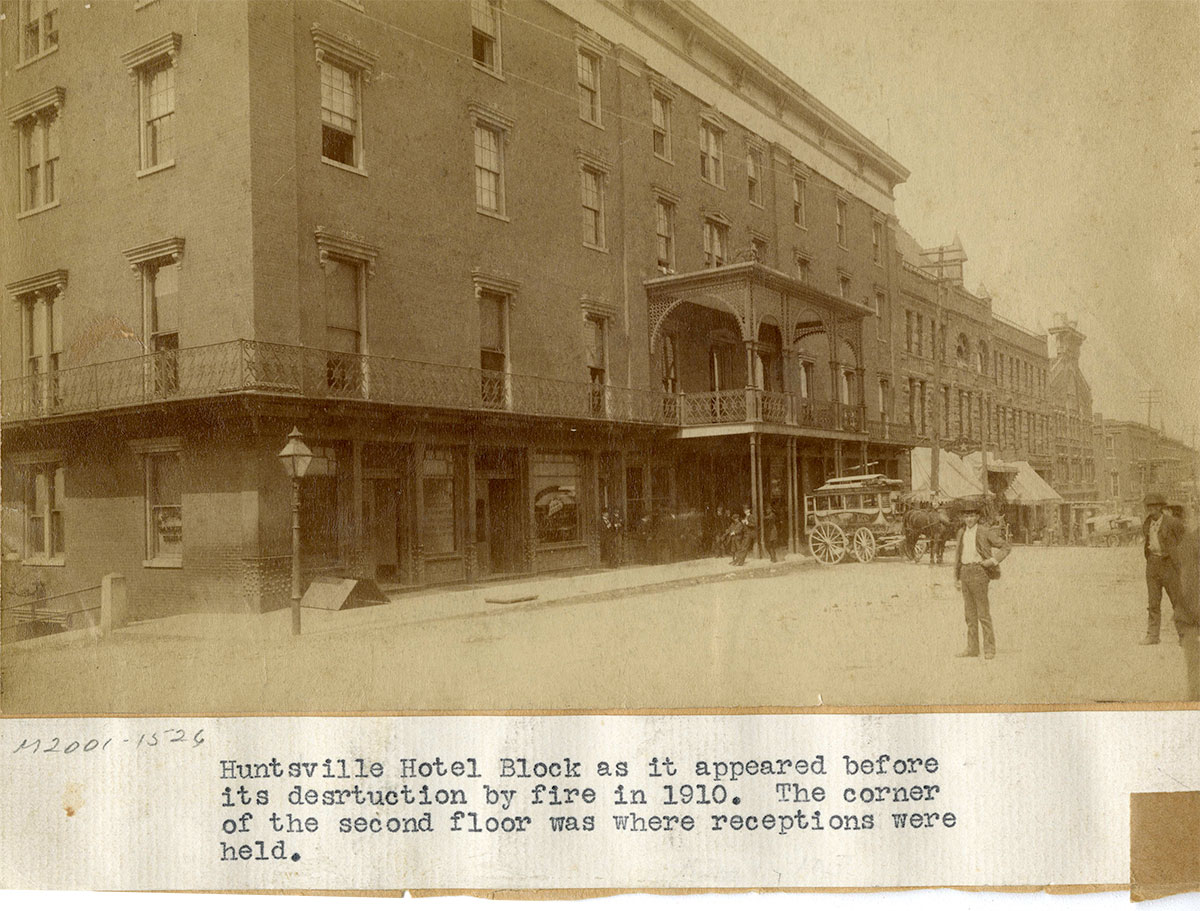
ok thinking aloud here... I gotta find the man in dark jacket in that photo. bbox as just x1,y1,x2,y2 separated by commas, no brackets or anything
1141,492,1185,645
953,504,1012,660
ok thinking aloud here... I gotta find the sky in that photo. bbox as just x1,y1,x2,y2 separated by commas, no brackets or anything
692,0,1200,443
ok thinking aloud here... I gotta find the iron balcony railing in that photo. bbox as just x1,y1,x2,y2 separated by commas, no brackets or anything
0,340,675,426
2,339,886,439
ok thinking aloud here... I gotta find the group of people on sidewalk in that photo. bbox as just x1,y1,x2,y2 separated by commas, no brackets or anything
709,505,781,567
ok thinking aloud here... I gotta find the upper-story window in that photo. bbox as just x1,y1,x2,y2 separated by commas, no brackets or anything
20,0,59,63
577,48,601,125
474,121,506,216
835,197,848,247
8,87,64,215
580,166,606,249
585,313,608,416
703,218,728,267
651,91,671,160
751,236,768,264
792,174,807,227
978,341,989,374
18,460,64,563
312,27,378,173
747,145,764,206
122,34,182,175
12,275,65,414
655,197,675,273
661,334,678,393
872,220,882,264
123,237,185,396
699,120,724,187
320,61,359,167
470,0,502,74
794,253,811,284
905,310,913,353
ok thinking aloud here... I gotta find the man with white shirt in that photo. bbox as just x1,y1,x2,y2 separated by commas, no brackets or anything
953,504,1011,660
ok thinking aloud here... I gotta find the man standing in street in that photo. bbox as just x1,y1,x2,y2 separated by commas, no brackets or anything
1141,492,1184,645
954,504,1011,660
731,504,756,566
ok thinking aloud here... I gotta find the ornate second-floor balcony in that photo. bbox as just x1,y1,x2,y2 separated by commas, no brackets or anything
1,339,907,444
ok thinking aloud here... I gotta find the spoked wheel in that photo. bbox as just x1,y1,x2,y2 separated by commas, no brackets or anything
852,527,877,563
809,521,848,565
911,539,928,562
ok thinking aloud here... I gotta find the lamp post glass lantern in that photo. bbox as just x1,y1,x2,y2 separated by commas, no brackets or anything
278,427,312,635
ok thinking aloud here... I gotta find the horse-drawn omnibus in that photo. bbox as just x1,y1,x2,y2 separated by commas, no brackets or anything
804,474,919,565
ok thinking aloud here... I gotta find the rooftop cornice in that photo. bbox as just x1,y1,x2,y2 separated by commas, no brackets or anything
655,0,909,185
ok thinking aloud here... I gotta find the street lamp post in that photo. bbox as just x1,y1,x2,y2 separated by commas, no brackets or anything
278,427,312,636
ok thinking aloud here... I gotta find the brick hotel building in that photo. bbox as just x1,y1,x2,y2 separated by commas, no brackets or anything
1,0,1059,618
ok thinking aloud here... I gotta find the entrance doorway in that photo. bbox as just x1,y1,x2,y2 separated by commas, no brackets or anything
475,448,524,577
368,479,409,583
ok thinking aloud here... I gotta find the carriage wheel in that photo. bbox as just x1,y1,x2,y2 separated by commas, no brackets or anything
1105,535,1118,547
852,527,878,563
911,539,928,562
808,522,848,565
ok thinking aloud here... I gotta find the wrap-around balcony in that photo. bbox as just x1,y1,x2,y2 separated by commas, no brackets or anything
1,339,906,441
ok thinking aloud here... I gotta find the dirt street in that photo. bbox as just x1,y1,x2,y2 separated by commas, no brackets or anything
2,546,1192,713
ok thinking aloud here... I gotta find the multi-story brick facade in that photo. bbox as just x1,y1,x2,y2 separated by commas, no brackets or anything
886,233,1055,536
1046,315,1100,540
3,0,919,619
1095,419,1199,518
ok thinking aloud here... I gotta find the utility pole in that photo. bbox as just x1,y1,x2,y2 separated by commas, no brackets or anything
929,275,943,497
1139,388,1162,429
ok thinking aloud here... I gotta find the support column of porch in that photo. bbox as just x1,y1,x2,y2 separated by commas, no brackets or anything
833,440,844,476
786,438,797,553
749,433,763,557
799,454,811,553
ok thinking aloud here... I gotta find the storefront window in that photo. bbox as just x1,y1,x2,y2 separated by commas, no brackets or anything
533,453,581,544
423,448,458,555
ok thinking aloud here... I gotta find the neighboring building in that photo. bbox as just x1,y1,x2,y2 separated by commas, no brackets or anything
1046,315,1100,541
1095,419,1200,518
891,234,1054,538
2,0,914,618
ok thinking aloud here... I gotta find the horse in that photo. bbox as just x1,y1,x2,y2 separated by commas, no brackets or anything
902,507,953,564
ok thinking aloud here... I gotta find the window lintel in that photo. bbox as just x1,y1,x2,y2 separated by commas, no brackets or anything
123,237,185,271
7,269,68,300
580,295,617,320
575,147,611,173
121,33,182,73
467,101,514,132
315,229,380,276
472,269,521,299
699,110,727,132
10,449,64,466
701,208,732,226
6,86,66,125
130,437,182,455
574,25,609,57
652,184,680,205
647,72,677,100
311,25,378,76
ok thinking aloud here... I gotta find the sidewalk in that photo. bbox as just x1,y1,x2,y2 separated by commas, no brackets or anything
6,551,817,652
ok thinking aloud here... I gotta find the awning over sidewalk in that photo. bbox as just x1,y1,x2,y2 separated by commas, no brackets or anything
963,453,1063,505
910,447,984,499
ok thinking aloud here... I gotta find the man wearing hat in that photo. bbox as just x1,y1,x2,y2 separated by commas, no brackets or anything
953,504,1011,659
1141,491,1185,645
